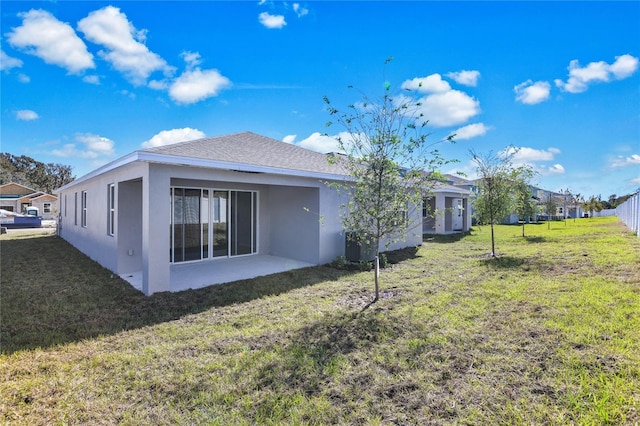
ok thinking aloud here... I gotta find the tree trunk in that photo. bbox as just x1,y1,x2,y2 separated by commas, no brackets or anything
490,223,496,257
522,222,525,238
374,255,380,301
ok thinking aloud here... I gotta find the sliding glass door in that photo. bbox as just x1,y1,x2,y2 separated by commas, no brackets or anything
171,187,257,263
212,190,228,258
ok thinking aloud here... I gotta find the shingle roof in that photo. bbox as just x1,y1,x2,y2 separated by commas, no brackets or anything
142,131,348,176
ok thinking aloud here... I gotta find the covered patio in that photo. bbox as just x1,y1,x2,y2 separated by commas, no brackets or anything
120,254,314,293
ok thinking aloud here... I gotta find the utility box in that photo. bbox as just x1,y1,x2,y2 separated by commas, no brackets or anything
344,232,375,262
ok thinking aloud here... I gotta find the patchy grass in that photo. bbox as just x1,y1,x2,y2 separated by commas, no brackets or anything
1,217,639,424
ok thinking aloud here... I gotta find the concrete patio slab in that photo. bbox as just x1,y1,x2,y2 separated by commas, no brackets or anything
120,255,315,293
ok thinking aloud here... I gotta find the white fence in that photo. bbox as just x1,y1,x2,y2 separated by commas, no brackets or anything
614,192,640,237
592,209,617,217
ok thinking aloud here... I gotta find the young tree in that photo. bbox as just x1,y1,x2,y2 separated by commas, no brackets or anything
584,195,604,217
513,172,537,237
324,62,455,302
569,192,582,222
542,192,559,229
471,148,531,256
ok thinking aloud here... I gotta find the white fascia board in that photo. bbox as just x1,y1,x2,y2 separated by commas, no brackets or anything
55,151,352,193
54,152,140,193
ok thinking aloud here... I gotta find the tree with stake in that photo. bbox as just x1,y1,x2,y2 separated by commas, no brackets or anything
543,192,558,229
471,148,530,256
324,59,455,302
513,168,537,237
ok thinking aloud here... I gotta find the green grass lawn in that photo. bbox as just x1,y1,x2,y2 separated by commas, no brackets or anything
1,217,639,425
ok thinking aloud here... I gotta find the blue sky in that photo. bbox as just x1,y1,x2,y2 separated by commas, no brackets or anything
2,1,639,198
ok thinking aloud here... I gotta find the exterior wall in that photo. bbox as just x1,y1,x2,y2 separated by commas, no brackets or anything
58,161,148,278
318,183,350,264
269,186,320,264
30,195,58,220
117,179,142,275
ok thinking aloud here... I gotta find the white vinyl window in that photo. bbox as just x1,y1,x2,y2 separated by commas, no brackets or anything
108,184,115,236
81,191,88,228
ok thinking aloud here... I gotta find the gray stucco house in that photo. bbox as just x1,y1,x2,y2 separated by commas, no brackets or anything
56,132,423,295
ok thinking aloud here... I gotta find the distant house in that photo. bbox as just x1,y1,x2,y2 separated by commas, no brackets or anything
0,182,58,220
466,180,584,224
55,132,424,295
422,174,472,234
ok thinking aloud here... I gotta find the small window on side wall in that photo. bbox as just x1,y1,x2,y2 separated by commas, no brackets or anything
81,191,88,228
108,184,115,236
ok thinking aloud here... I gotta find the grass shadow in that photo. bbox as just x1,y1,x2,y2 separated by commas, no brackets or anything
384,245,421,262
0,235,358,354
481,255,526,269
254,308,402,400
524,236,547,243
423,231,470,244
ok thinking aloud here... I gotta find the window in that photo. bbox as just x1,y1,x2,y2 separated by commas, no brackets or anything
108,184,115,236
64,194,67,217
74,192,78,225
81,191,87,227
43,203,51,214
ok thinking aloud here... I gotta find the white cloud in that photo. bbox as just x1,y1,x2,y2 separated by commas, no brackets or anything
296,132,340,153
554,54,639,93
500,146,565,176
259,12,286,29
401,74,451,93
83,75,100,85
514,80,551,105
282,134,297,144
504,146,561,163
7,9,94,74
17,73,30,83
148,79,168,90
293,3,309,17
452,123,490,140
181,51,202,69
1,50,23,71
539,164,565,175
78,6,172,85
16,109,39,121
51,133,116,160
609,54,639,79
400,73,480,127
296,131,363,154
141,127,206,148
414,90,481,127
610,153,640,169
169,68,231,104
446,70,480,87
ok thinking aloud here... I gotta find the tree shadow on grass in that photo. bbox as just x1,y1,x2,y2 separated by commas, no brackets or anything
0,235,360,354
423,231,470,244
524,236,546,243
481,256,526,269
253,306,403,401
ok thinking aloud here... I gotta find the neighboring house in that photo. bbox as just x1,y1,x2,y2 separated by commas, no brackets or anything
534,188,584,220
0,182,58,220
55,132,423,296
422,174,472,234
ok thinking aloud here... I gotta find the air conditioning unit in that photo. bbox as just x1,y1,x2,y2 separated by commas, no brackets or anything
344,232,375,262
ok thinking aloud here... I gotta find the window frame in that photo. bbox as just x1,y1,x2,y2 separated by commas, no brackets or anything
81,191,88,228
107,184,116,236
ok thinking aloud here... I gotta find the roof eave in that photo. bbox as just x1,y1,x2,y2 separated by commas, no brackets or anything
55,151,351,193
